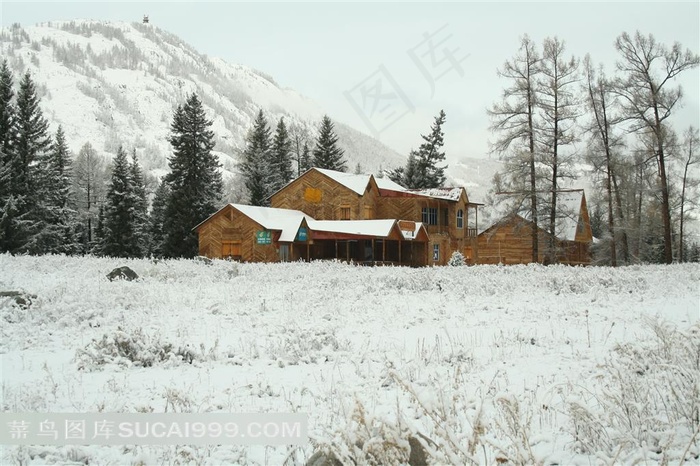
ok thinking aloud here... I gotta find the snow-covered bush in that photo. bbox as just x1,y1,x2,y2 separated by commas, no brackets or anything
447,251,466,266
568,320,700,462
75,327,199,370
269,327,348,365
311,399,411,465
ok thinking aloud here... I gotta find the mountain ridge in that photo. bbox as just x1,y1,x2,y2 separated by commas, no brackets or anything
0,19,409,182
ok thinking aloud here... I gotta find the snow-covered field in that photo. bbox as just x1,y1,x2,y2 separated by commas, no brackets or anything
1,254,698,465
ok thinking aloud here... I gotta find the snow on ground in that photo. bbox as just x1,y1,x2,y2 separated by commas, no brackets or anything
1,255,698,465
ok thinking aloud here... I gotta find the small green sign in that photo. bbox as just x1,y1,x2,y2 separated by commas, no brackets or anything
256,230,272,245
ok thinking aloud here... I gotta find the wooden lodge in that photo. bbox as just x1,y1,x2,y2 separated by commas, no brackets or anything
195,167,482,266
194,204,430,266
270,168,482,265
476,190,593,265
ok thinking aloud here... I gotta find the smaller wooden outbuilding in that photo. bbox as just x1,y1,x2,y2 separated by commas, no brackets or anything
477,190,593,265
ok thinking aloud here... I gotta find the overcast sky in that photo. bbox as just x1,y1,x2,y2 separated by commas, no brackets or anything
2,1,699,161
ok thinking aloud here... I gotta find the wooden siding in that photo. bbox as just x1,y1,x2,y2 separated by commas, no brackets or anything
197,205,279,262
270,170,380,221
477,216,591,265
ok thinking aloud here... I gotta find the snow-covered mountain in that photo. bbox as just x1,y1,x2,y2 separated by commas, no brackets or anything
0,20,408,179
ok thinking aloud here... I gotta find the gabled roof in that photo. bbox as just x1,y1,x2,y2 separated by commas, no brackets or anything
232,204,309,242
479,190,588,242
555,191,585,242
313,168,406,194
193,204,309,242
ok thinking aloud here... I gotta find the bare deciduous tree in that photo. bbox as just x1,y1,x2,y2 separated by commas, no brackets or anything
613,31,699,263
488,35,542,263
538,37,580,261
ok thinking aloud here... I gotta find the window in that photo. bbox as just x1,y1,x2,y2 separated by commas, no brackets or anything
340,206,351,220
279,244,290,262
433,244,440,262
222,241,241,258
422,207,438,225
443,208,449,226
364,205,373,219
456,209,464,229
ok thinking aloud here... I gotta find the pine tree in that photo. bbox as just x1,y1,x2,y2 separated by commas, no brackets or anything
5,70,52,253
162,93,223,258
149,180,170,257
412,110,447,188
270,117,293,192
299,142,312,174
130,149,149,256
386,152,419,189
312,115,347,172
101,146,140,257
0,60,16,252
27,126,79,254
241,109,272,206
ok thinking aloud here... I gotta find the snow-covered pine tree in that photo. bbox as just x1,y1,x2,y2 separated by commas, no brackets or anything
162,93,223,258
270,117,293,192
241,109,273,206
412,110,447,189
386,153,418,189
299,142,312,174
101,146,140,258
27,126,80,254
7,70,52,253
130,149,149,256
0,60,16,252
312,115,347,172
149,180,170,257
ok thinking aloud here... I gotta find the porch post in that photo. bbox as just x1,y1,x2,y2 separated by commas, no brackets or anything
382,239,386,262
335,240,338,260
399,240,402,265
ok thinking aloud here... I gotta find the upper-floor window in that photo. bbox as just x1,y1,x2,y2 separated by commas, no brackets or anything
364,205,373,219
443,208,449,226
422,207,438,225
456,209,464,229
340,206,351,220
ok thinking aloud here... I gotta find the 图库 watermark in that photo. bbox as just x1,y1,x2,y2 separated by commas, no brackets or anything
0,413,308,445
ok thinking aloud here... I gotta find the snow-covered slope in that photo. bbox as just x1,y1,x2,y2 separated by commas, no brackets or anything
0,20,407,177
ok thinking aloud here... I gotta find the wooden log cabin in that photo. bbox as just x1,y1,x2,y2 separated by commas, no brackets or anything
268,168,482,265
476,190,593,265
194,203,431,266
195,168,485,265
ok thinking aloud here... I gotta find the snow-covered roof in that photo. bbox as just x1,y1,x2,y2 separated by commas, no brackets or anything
314,168,406,195
479,190,586,241
232,204,308,242
307,219,396,237
555,191,585,242
405,187,463,201
398,221,426,240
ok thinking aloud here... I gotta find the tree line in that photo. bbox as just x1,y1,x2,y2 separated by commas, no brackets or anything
488,31,699,265
0,59,356,258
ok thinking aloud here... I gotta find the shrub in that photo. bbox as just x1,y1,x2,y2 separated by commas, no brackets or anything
75,327,199,370
447,251,466,266
568,319,700,461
